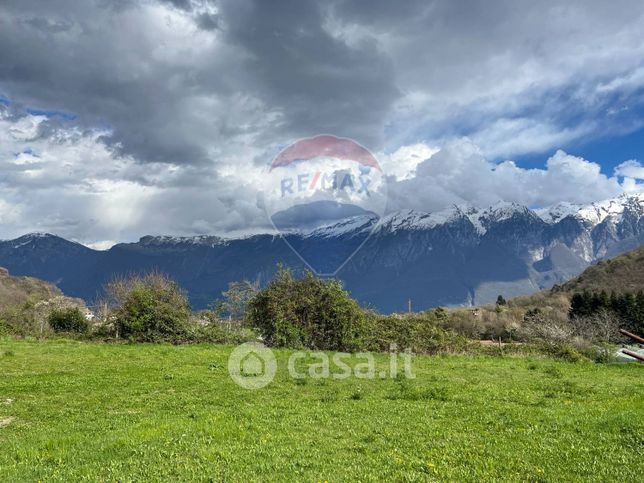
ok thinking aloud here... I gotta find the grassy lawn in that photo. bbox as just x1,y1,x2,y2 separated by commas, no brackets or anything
0,339,642,481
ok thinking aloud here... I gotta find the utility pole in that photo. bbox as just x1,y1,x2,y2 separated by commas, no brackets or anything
408,298,412,314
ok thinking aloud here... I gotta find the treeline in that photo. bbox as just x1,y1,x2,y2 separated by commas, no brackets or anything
569,290,644,333
3,267,640,363
0,268,469,354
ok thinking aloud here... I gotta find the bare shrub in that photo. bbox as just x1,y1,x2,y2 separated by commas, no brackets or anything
443,310,483,338
519,308,574,344
570,309,622,343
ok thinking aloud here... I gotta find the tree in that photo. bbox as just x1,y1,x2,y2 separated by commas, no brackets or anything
104,272,192,342
496,295,507,306
570,291,593,319
216,280,259,320
634,291,644,333
246,267,366,351
48,306,89,333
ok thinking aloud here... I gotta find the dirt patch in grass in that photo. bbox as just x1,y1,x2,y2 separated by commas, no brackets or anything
0,416,16,428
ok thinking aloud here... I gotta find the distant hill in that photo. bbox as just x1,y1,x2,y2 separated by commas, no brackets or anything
510,244,644,312
0,267,61,313
556,245,644,294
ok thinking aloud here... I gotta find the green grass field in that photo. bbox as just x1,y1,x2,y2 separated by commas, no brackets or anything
0,339,642,481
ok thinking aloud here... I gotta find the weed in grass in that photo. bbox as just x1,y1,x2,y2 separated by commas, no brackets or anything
387,378,449,401
349,389,364,400
394,372,407,383
543,366,562,378
543,380,594,400
360,434,377,444
618,424,644,450
319,392,338,403
419,386,449,401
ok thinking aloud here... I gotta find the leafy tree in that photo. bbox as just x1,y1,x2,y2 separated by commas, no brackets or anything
48,307,89,333
105,272,192,342
570,289,644,334
496,295,507,306
246,267,366,351
570,291,592,319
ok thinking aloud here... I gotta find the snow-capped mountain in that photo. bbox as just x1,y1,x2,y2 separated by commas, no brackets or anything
0,194,642,313
536,192,644,225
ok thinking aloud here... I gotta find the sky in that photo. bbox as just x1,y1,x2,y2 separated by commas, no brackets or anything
1,0,644,248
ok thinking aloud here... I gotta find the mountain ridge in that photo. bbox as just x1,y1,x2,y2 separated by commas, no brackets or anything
8,193,643,248
0,193,642,313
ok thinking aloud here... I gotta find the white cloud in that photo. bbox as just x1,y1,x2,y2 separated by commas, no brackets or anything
386,139,632,213
0,110,640,244
615,160,644,194
0,110,270,243
8,115,47,142
615,159,644,179
378,143,439,180
470,118,595,160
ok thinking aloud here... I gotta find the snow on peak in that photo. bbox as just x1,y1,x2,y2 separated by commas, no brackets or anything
138,235,226,247
536,193,644,224
535,201,582,223
458,202,533,233
376,207,463,233
9,232,89,250
12,232,55,247
19,232,53,240
352,202,533,237
479,201,531,222
303,214,378,238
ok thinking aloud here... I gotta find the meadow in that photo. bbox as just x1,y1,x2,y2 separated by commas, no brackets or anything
0,339,642,481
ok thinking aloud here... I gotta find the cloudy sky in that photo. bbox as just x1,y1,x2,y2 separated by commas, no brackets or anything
1,0,644,248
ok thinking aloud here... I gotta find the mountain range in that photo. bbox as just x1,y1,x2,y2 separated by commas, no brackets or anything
0,193,642,313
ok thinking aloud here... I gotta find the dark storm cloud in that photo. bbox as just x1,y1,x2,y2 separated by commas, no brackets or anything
1,0,644,243
0,0,228,165
2,0,644,165
195,12,219,30
217,0,399,147
0,0,400,166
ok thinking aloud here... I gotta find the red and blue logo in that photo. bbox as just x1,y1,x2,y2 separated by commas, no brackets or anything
262,135,387,275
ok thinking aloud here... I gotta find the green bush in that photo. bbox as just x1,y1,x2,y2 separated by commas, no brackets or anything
191,310,258,344
48,307,89,333
365,311,468,354
246,268,367,351
247,270,468,354
0,319,13,336
578,342,618,363
0,300,38,336
106,272,192,342
535,342,585,363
